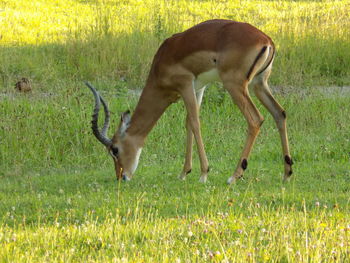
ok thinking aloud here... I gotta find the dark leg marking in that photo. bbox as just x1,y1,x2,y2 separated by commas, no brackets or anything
260,118,265,127
285,156,293,177
207,167,210,173
282,111,286,119
285,155,293,166
186,169,192,175
241,159,248,170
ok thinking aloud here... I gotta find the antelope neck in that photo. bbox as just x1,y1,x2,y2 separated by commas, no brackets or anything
126,84,170,141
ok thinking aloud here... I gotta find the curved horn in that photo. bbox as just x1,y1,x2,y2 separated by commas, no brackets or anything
85,82,112,147
98,92,110,138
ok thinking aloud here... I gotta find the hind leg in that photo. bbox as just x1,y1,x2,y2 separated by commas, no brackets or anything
252,74,293,180
223,79,264,184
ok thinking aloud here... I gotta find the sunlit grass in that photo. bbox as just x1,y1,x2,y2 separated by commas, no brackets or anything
0,0,349,87
1,207,349,262
1,1,348,45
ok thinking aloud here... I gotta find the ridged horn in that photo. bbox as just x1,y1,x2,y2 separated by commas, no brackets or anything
85,82,112,147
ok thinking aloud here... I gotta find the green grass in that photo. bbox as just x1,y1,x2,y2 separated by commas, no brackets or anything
0,0,349,87
1,86,349,262
1,0,350,262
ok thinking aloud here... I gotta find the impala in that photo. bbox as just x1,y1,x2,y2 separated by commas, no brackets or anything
86,19,293,184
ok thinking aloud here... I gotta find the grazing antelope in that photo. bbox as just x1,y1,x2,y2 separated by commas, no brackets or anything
86,19,293,184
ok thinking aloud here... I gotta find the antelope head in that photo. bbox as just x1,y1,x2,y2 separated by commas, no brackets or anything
85,82,142,181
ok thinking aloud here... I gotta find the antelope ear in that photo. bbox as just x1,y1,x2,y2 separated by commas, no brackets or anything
121,110,131,125
119,110,131,135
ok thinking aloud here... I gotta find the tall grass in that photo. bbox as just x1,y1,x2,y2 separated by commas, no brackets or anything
0,0,349,88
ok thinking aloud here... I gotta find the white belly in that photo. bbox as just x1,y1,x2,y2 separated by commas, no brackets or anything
194,68,221,91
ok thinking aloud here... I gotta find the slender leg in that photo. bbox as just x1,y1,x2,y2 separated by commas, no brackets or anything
225,81,264,184
179,87,206,180
179,86,209,183
252,78,293,180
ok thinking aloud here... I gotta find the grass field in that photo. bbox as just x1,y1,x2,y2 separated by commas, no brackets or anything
1,0,350,262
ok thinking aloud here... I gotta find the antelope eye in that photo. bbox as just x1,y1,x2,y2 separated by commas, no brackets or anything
111,147,119,157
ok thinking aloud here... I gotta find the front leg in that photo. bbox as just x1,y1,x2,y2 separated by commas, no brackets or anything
179,87,206,181
179,115,194,180
179,85,209,183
